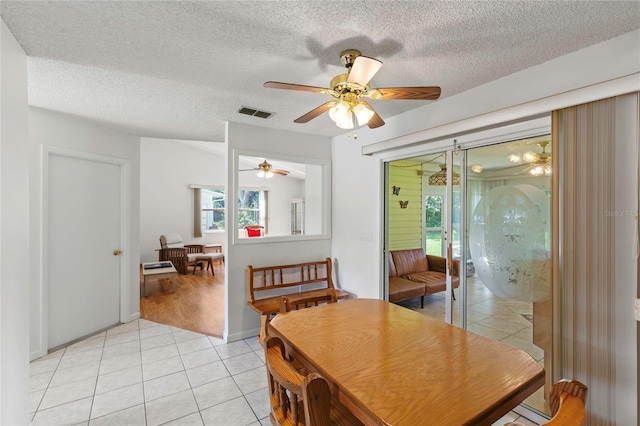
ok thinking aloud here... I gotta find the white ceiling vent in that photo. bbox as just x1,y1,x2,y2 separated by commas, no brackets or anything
238,107,272,119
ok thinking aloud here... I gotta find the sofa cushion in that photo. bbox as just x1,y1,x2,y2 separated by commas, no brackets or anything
391,249,429,277
405,271,460,293
388,277,425,303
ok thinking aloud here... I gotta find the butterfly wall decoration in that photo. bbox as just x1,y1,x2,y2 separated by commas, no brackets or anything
393,186,401,196
399,200,409,209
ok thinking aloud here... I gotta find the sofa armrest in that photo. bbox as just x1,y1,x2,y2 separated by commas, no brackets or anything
426,255,446,273
452,259,460,277
426,255,460,277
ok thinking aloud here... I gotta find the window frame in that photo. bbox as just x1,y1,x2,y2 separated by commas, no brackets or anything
232,149,331,245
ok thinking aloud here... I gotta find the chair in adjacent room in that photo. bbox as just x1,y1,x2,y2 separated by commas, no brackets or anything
505,379,588,426
158,233,205,274
191,252,225,275
244,225,264,237
264,336,363,426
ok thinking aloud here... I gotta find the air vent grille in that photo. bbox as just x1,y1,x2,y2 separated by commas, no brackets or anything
238,107,272,119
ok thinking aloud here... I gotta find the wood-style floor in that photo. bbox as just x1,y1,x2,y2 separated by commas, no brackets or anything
139,262,224,338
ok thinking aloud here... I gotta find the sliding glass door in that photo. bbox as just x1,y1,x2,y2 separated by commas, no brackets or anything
386,134,552,419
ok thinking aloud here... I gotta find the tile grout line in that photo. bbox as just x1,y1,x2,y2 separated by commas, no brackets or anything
86,329,108,424
172,323,206,426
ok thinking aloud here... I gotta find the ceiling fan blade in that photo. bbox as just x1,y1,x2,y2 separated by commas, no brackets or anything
264,81,327,93
294,101,336,123
272,170,289,176
347,56,383,85
376,86,441,100
367,111,385,129
361,102,385,128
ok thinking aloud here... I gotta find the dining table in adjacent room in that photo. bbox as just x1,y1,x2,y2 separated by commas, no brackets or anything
268,298,545,426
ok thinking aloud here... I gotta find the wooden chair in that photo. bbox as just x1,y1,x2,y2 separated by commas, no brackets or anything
264,336,363,426
280,289,338,313
158,233,205,274
244,225,264,237
505,379,587,426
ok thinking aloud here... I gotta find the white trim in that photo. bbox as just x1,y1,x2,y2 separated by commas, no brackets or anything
40,145,131,354
363,73,639,156
224,328,260,343
127,312,141,322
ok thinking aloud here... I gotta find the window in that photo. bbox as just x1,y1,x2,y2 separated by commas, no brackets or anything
192,186,269,238
201,188,225,231
425,195,443,256
238,189,268,231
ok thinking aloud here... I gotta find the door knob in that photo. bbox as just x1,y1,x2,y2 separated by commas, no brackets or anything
113,249,122,256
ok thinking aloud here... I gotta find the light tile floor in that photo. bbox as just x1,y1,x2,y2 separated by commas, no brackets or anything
30,319,270,426
30,295,540,426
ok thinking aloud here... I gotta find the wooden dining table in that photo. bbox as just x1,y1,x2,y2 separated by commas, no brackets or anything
268,298,545,426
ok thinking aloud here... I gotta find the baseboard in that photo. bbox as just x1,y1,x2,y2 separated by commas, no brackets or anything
127,312,141,322
30,348,46,361
225,327,260,343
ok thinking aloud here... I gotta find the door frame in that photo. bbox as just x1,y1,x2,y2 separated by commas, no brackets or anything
40,145,131,356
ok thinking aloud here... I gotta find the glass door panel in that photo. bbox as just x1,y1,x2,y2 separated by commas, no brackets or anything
465,137,552,417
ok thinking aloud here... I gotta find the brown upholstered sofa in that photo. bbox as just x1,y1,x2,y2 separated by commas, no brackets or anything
388,248,460,307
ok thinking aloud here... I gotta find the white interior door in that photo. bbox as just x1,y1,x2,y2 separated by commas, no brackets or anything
47,153,122,349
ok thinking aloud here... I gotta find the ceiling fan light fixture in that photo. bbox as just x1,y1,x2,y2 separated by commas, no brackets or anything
353,102,374,125
335,112,354,129
508,154,521,163
329,100,350,123
256,170,273,178
530,164,551,177
471,164,483,173
522,151,540,163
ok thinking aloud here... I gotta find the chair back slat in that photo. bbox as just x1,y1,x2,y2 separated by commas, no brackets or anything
302,374,332,426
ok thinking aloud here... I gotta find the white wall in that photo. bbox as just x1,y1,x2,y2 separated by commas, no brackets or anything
140,138,226,262
225,122,333,342
304,165,323,235
0,18,30,425
29,107,141,358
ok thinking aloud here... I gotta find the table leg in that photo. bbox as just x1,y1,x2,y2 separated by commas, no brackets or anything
171,274,176,293
143,277,148,297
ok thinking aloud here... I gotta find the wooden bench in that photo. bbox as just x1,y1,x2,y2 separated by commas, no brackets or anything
247,258,350,342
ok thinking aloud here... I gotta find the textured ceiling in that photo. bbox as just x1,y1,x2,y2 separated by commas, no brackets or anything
2,1,639,142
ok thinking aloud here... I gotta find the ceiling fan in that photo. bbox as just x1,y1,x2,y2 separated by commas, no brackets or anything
509,141,552,176
240,160,289,178
498,141,552,176
264,49,441,130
